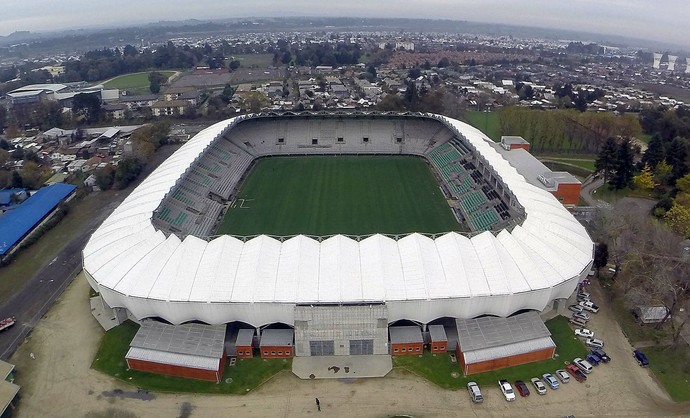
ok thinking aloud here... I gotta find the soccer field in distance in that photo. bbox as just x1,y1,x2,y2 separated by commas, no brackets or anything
216,155,462,236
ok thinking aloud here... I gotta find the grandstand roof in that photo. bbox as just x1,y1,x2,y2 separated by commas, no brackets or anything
82,113,593,326
0,183,76,256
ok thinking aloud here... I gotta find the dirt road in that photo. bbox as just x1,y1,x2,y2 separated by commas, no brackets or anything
10,275,690,418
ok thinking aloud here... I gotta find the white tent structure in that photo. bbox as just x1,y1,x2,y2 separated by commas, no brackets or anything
83,113,593,327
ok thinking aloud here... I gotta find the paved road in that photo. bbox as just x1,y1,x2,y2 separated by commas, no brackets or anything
0,143,182,360
580,175,610,208
0,196,123,360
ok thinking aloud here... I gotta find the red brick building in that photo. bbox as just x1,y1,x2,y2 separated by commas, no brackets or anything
428,325,448,353
125,320,226,383
389,326,423,355
235,328,255,358
500,135,531,152
260,329,294,358
455,312,556,375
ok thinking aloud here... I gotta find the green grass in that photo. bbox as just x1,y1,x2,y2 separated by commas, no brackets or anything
609,294,670,344
645,345,690,402
231,54,274,68
92,321,291,394
463,110,501,141
592,185,655,203
393,316,588,389
102,71,176,93
218,155,461,236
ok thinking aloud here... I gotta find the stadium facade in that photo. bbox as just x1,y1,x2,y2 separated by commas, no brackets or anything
83,112,593,356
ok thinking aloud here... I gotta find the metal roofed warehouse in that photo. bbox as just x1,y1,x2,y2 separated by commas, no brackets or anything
83,112,593,329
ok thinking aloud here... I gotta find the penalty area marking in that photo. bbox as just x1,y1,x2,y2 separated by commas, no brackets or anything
230,198,254,209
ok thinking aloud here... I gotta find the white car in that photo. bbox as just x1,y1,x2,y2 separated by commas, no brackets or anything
579,300,600,313
498,379,516,401
555,369,570,383
574,328,594,338
572,311,590,321
530,377,547,395
585,338,605,349
573,357,594,374
568,304,584,314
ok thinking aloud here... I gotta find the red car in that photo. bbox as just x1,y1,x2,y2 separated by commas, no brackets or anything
566,364,587,382
514,380,530,397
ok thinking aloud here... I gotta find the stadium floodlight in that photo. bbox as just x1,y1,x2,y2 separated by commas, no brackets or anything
653,53,663,69
668,55,678,71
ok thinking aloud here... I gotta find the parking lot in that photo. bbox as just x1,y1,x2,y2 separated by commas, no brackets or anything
9,275,690,417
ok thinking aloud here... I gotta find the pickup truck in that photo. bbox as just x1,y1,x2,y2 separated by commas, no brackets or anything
566,364,587,382
578,300,600,313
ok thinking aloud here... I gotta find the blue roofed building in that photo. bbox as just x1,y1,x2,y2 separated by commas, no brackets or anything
0,183,76,260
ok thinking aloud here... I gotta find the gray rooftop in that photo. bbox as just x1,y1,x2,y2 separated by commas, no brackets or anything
389,326,423,344
501,135,530,145
428,325,448,342
455,311,551,352
260,329,294,346
236,329,254,346
490,145,580,191
129,320,226,358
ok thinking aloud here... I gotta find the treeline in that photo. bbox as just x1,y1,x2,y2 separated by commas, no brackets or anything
499,107,642,153
272,40,362,67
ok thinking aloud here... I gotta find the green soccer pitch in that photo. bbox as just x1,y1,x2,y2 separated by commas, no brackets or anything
216,155,462,236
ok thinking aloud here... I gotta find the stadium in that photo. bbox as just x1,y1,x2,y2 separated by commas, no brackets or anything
83,111,593,376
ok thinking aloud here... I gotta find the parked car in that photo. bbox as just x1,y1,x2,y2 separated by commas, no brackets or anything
572,311,590,321
578,300,600,313
531,377,548,394
542,373,559,389
555,369,570,383
515,380,530,397
573,357,594,374
566,364,587,382
586,353,601,366
591,348,611,363
467,381,483,403
577,291,591,301
633,350,649,366
569,304,584,314
585,338,605,349
499,379,516,401
569,316,588,327
574,328,594,338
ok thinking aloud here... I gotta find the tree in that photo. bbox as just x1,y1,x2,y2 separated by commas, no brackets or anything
228,60,241,72
666,137,689,183
654,160,673,186
641,135,665,168
595,137,618,183
72,93,102,124
220,84,235,104
148,71,167,94
633,163,655,190
20,161,43,189
114,158,143,189
94,165,115,190
665,203,690,237
10,170,22,188
611,138,635,189
593,242,609,271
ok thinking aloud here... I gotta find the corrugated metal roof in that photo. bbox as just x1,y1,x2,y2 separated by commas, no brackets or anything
236,329,254,346
260,329,294,346
126,347,220,371
129,320,225,358
428,325,447,342
456,311,551,352
463,336,555,364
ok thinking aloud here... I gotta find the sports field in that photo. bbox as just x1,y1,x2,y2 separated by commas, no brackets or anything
217,156,461,236
102,71,177,93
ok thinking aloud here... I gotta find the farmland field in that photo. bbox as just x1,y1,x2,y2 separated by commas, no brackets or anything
217,155,461,236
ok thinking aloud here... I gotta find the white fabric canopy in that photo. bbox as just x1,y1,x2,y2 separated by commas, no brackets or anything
83,114,593,326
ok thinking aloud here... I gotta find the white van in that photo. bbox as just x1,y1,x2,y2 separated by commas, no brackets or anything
573,357,593,374
467,381,483,403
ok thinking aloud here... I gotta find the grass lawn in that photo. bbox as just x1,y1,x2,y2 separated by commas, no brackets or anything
609,294,670,344
393,316,588,389
231,54,274,68
92,321,291,394
218,155,461,236
645,345,690,402
592,185,655,203
103,71,176,93
463,110,501,141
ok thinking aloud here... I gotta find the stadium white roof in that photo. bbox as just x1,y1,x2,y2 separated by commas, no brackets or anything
83,113,593,326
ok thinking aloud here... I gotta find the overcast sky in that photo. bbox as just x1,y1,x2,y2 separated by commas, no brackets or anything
2,0,688,48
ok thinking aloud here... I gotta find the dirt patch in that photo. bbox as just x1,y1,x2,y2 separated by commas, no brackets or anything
10,273,690,417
